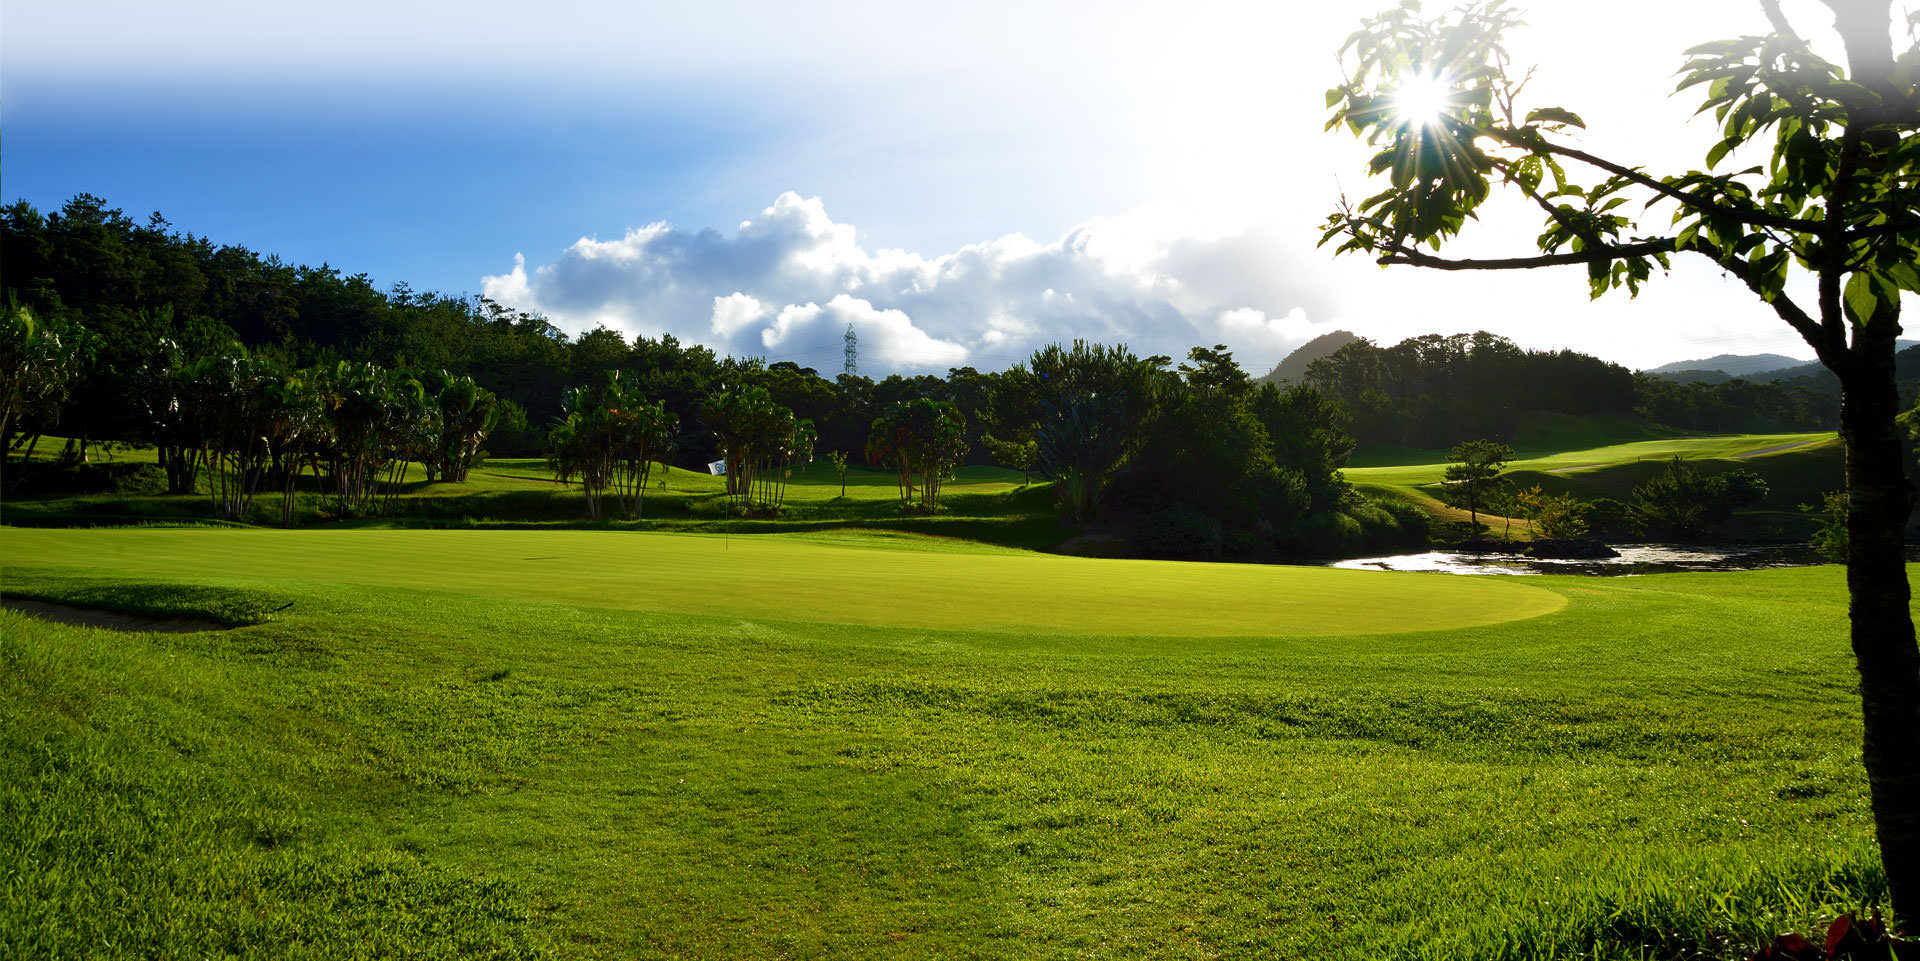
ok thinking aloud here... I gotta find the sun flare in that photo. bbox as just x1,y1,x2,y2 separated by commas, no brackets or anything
1393,72,1454,126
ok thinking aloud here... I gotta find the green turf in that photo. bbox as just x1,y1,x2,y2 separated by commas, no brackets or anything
1344,432,1838,489
0,528,1893,959
0,527,1563,636
1346,432,1844,535
0,450,1068,550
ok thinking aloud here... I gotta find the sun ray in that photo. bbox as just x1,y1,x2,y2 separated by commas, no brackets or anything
1393,72,1454,127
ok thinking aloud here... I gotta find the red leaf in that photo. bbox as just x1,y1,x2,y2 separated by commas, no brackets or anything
1826,915,1854,957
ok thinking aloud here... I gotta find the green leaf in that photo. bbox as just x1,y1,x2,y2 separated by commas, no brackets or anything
1705,138,1734,169
1844,272,1879,324
1524,107,1586,129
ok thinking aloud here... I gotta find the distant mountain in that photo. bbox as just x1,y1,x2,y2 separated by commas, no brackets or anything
1646,352,1807,378
1257,330,1360,386
1646,341,1919,382
1646,345,1920,401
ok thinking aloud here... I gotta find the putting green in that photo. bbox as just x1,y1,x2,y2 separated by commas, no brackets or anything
0,528,1565,636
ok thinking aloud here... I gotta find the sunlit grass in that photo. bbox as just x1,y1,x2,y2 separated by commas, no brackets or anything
1347,431,1841,535
0,527,1564,636
0,550,1887,959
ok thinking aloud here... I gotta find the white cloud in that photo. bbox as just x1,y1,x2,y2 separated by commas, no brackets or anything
1215,306,1315,355
710,292,767,337
764,296,970,370
482,192,1335,375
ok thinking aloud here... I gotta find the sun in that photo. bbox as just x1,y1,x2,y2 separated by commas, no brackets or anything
1393,72,1454,127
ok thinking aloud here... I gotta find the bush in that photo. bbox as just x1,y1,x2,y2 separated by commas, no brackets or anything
1296,509,1365,558
1634,458,1771,540
1131,505,1224,559
1346,502,1403,550
1382,498,1432,544
1587,497,1641,540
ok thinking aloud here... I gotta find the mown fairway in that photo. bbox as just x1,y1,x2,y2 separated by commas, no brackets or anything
0,528,1564,636
0,528,1888,959
1344,431,1844,531
1343,432,1839,490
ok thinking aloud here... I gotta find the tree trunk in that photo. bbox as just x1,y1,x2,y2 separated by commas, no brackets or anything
1839,335,1920,925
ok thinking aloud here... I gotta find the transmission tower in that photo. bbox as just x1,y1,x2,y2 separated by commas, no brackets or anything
843,323,858,378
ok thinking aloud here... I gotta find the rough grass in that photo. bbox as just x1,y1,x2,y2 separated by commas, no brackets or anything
0,528,1892,959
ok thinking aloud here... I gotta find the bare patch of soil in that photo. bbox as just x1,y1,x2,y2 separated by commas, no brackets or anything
3,598,226,633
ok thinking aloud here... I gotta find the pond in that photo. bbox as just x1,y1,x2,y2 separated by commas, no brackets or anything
1329,543,1828,576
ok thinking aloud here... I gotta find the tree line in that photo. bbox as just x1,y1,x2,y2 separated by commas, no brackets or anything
1301,332,1840,449
3,194,1407,557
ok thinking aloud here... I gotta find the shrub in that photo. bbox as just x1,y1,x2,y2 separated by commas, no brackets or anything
1297,509,1365,558
1131,505,1223,559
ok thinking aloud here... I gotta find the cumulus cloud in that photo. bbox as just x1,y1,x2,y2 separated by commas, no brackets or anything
764,295,970,370
710,292,767,337
481,192,1335,375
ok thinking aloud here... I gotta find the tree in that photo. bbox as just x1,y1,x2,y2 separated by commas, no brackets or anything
1513,484,1591,540
1322,0,1920,917
1255,383,1357,515
608,394,676,520
423,371,499,483
0,301,78,471
317,360,425,517
134,337,208,495
1633,457,1771,539
1442,439,1512,535
1003,341,1163,523
700,384,809,516
546,372,675,521
867,398,968,513
826,449,850,498
982,434,1039,485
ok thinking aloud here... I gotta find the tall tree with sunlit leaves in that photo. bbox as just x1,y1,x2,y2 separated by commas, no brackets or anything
1322,0,1920,919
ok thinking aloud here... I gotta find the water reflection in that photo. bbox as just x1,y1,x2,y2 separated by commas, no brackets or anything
1330,544,1826,576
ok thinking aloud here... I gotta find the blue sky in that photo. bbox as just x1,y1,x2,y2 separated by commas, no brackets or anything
5,0,1896,374
4,76,793,296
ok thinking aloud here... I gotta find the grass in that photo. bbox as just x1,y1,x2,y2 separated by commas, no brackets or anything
1343,432,1838,490
0,528,1564,636
1346,432,1844,536
0,526,1891,959
1,453,1070,549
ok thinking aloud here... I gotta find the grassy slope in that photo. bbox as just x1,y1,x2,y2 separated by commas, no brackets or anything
0,529,1888,960
1346,432,1843,534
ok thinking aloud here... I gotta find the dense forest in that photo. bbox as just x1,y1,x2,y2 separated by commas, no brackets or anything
1299,333,1841,449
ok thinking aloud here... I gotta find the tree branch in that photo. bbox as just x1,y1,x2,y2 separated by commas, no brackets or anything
1376,239,1676,270
1682,241,1844,364
1852,216,1920,241
1490,130,1829,234
1493,158,1609,246
1758,0,1804,43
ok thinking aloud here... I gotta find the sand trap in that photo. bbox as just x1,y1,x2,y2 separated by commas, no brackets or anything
3,598,226,633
